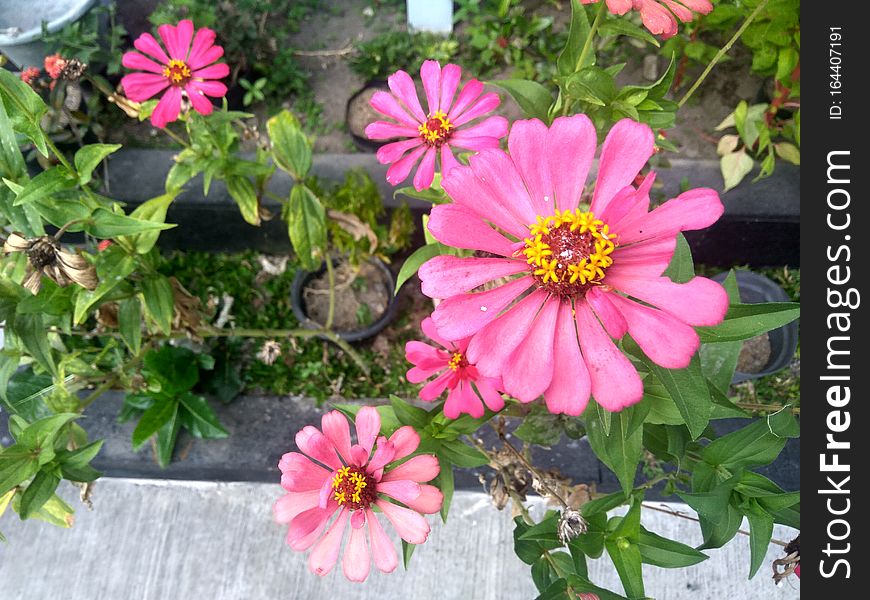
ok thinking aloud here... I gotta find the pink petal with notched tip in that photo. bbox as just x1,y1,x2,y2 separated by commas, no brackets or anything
585,286,628,339
321,411,353,465
377,138,424,165
388,70,426,122
447,136,503,153
426,203,519,258
440,144,461,177
544,302,591,416
447,79,484,121
420,60,442,115
402,484,444,514
439,63,462,113
365,120,420,140
608,293,700,369
342,521,371,582
378,480,423,505
370,90,421,128
441,163,528,239
287,505,334,549
157,23,183,61
367,437,397,473
475,377,505,413
419,255,527,298
605,274,728,327
413,147,438,191
386,145,427,186
468,149,537,229
600,173,656,229
405,340,450,371
296,425,343,470
274,490,320,524
376,500,430,544
422,316,460,351
674,0,713,13
383,454,440,483
547,114,597,213
187,79,227,97
452,92,501,127
406,364,445,385
121,73,170,102
444,379,484,418
451,115,508,140
133,32,170,64
186,27,219,69
419,369,454,401
308,508,348,576
366,509,398,573
508,119,552,215
388,426,421,461
502,296,559,403
575,300,643,411
279,452,331,491
191,63,229,80
150,87,183,128
607,235,676,279
616,188,723,245
287,507,332,551
354,406,381,457
637,0,678,37
431,276,534,341
465,288,548,378
604,0,632,14
122,52,164,74
184,83,214,116
661,0,694,21
591,119,655,215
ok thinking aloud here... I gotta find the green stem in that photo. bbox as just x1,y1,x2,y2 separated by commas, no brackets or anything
44,137,74,173
324,254,336,331
561,0,606,117
678,0,770,108
160,125,190,149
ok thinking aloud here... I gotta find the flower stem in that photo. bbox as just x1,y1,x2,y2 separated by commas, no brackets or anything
325,254,336,331
161,125,190,149
678,0,770,108
575,0,607,74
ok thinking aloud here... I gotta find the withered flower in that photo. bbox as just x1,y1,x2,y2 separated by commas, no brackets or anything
557,508,589,544
256,340,282,366
58,58,87,82
3,233,97,294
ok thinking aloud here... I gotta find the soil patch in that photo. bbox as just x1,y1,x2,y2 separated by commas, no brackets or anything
302,258,391,331
736,333,772,373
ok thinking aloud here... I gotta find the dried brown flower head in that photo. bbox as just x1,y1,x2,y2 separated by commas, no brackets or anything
59,58,87,82
257,340,283,366
3,233,97,294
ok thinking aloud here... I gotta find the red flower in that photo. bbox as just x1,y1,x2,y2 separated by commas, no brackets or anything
97,240,113,252
581,0,713,39
19,67,41,86
44,54,67,79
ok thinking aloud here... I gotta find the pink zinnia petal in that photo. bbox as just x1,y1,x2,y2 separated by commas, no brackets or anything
474,377,506,414
377,138,425,165
378,480,422,505
447,79,484,121
188,79,227,98
450,115,509,141
421,316,459,350
191,62,229,80
376,500,430,544
365,121,420,140
387,69,426,122
279,452,331,491
366,509,399,573
439,63,462,113
367,437,397,473
187,27,219,69
600,174,655,229
405,340,449,372
575,300,644,412
509,118,553,215
661,0,693,22
121,73,170,102
616,188,724,245
544,303,591,416
637,0,679,38
607,235,676,279
609,293,700,369
585,286,628,339
674,0,713,13
150,86,183,128
449,136,504,154
419,256,526,298
591,119,655,215
184,82,214,116
274,490,320,524
401,484,444,515
605,275,729,327
546,114,597,213
431,276,534,341
288,506,334,550
321,411,353,465
296,425,343,470
419,369,455,401
466,289,548,378
407,364,445,384
468,149,537,228
133,32,170,64
355,406,381,457
121,52,164,74
420,60,442,115
452,92,501,127
502,296,559,403
444,380,484,418
413,147,438,191
605,0,633,14
386,145,427,186
308,509,348,576
342,521,371,582
388,426,421,461
439,143,461,177
370,90,421,128
383,454,440,483
441,164,529,239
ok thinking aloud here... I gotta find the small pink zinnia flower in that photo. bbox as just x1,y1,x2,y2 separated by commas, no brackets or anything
120,19,229,128
366,60,508,191
44,54,67,79
20,67,41,86
418,117,728,415
275,407,443,582
406,317,505,419
581,0,713,39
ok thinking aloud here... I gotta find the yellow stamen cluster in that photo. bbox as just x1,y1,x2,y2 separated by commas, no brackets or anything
448,352,464,371
162,59,191,85
332,467,368,505
418,110,454,146
521,209,616,295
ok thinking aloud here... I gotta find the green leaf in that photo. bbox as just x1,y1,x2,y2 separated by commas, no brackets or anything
132,398,177,450
721,149,754,192
557,0,592,75
702,408,799,470
514,515,563,565
178,392,229,439
56,440,104,469
286,184,326,272
2,368,52,420
744,501,774,579
11,167,76,206
514,406,563,447
268,110,312,180
143,345,200,395
581,490,627,518
0,446,40,496
435,455,454,523
389,394,430,429
437,438,489,468
396,242,453,295
568,537,589,578
662,234,694,283
226,176,260,226
0,69,49,156
565,576,629,600
84,207,176,239
697,302,800,343
23,492,74,528
565,67,616,106
74,144,121,186
73,255,136,324
678,484,743,549
402,540,416,570
121,191,179,253
141,275,175,335
584,403,644,496
532,555,554,592
700,271,742,393
118,297,142,355
18,469,60,519
17,413,79,454
599,18,660,47
11,313,57,377
605,538,644,599
155,401,181,467
636,526,708,568
535,577,569,600
488,79,553,122
519,513,561,544
15,279,75,316
0,350,20,404
608,496,642,540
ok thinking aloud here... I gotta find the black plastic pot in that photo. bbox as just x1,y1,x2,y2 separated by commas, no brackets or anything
290,257,398,342
345,80,390,153
712,270,799,383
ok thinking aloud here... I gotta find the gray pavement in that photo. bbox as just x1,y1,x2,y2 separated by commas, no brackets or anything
0,478,799,600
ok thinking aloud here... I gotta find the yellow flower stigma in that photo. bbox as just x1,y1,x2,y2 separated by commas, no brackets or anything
448,352,465,371
418,110,454,146
162,59,191,86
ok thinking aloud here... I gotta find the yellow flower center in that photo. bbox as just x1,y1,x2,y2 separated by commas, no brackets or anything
418,110,454,146
162,59,191,86
447,351,466,371
331,465,376,510
520,209,616,297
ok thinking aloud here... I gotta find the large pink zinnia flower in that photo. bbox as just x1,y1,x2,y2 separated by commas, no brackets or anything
581,0,713,39
365,60,509,191
274,407,443,582
121,20,229,128
405,317,505,419
418,117,728,415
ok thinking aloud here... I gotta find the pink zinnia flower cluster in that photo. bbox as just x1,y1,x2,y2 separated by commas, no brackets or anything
581,0,713,38
121,20,228,128
418,116,728,415
44,54,66,80
19,66,41,86
405,317,505,419
366,60,508,191
275,407,443,582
